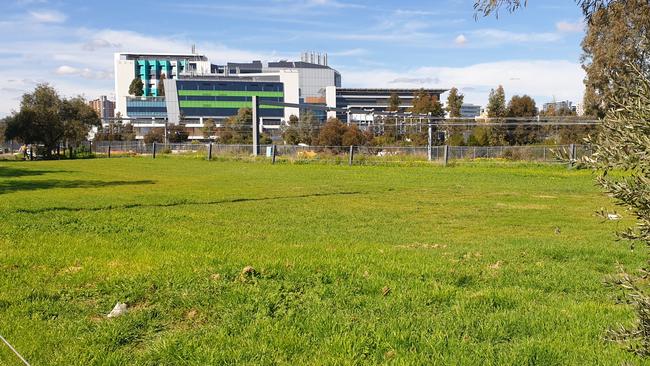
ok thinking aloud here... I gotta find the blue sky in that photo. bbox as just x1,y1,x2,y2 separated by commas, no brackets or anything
0,0,587,116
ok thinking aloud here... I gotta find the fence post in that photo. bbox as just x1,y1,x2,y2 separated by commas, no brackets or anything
573,144,578,161
272,144,277,164
153,142,157,159
569,143,575,161
208,142,213,161
108,145,111,158
443,145,449,166
427,125,433,161
349,145,354,166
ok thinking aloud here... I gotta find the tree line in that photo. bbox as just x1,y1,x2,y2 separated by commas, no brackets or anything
2,84,100,158
446,85,592,146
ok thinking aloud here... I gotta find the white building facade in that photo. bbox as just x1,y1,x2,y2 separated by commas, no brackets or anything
114,52,211,118
114,52,339,124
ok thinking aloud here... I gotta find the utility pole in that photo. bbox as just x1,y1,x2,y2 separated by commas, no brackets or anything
252,96,260,156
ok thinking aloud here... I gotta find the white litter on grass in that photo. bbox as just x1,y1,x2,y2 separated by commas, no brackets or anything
607,213,622,221
107,302,128,318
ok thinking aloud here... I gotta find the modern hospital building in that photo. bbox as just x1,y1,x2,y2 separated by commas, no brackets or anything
112,51,446,139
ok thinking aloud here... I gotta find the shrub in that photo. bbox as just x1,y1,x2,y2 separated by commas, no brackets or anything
342,124,366,146
317,118,346,147
144,128,164,144
168,124,189,143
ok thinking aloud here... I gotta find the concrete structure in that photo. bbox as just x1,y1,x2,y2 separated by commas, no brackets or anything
125,78,286,140
114,52,211,118
209,52,339,120
115,52,337,124
89,96,115,119
459,104,481,118
113,51,453,140
331,88,447,122
543,100,576,114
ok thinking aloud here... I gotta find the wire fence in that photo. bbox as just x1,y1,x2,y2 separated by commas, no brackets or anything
43,141,589,165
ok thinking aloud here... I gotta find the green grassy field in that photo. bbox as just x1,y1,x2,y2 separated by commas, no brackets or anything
0,158,644,365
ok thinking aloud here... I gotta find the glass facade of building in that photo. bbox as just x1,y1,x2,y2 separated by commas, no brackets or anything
176,80,284,118
137,59,187,97
126,80,285,120
126,97,168,117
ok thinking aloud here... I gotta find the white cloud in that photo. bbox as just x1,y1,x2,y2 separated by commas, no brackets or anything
556,20,584,33
29,10,66,23
471,29,561,45
0,19,294,115
175,0,362,17
82,39,121,51
304,27,561,48
54,65,78,75
329,48,367,56
55,65,112,80
340,60,585,106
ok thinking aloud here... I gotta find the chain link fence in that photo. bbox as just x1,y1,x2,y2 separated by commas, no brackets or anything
58,141,589,165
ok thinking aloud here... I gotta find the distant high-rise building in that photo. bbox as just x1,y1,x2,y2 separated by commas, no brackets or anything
459,104,482,118
88,96,115,120
543,100,574,113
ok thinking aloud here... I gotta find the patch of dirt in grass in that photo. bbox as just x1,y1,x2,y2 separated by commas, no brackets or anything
462,252,482,260
107,260,125,269
489,261,503,270
89,314,104,323
496,202,549,210
397,243,447,250
129,301,151,313
62,265,83,274
238,266,260,282
185,309,198,320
